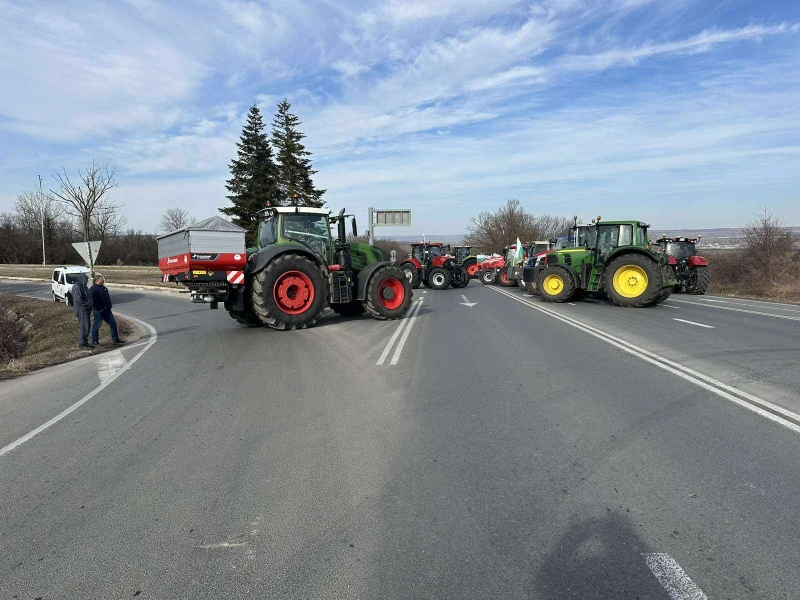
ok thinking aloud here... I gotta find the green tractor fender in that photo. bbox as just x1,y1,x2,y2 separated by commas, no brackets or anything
355,261,395,301
246,244,325,276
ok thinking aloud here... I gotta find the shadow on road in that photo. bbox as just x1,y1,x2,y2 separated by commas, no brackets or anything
533,511,665,599
108,292,145,305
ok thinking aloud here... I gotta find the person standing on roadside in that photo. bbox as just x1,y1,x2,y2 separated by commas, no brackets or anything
71,272,93,347
90,274,124,346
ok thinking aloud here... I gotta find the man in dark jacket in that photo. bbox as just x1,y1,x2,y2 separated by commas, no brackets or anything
90,274,123,345
71,272,93,347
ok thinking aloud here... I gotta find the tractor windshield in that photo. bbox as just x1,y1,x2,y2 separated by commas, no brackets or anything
531,243,550,255
576,227,596,248
665,241,697,260
596,224,633,255
428,246,443,257
283,214,332,260
259,216,278,247
411,245,424,261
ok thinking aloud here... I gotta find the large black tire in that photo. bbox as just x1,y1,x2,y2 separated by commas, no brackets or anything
650,265,674,306
428,267,450,290
480,269,495,285
605,254,661,308
497,267,514,287
524,281,537,295
331,302,366,317
364,265,413,320
228,310,263,327
687,266,709,295
463,258,479,279
536,266,576,303
400,263,421,289
251,253,327,330
451,268,470,289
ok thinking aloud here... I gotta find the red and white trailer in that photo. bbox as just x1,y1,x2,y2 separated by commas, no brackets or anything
156,216,247,308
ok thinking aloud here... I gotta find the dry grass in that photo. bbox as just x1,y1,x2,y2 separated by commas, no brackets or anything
0,264,170,288
706,250,800,304
0,295,142,380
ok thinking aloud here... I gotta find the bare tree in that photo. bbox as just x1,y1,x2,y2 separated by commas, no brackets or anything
91,201,127,240
464,199,572,252
159,207,193,233
741,207,797,292
51,161,120,275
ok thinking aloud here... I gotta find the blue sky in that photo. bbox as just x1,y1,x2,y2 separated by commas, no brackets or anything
1,0,798,235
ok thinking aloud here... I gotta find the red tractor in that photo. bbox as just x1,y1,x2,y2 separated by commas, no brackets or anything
400,242,470,290
478,247,509,285
653,235,710,294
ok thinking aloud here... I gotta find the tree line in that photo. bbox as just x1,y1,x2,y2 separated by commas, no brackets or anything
465,199,574,253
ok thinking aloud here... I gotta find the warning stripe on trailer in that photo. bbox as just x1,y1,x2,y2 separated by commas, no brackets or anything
227,271,245,284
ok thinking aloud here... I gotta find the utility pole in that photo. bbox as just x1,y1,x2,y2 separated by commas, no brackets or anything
38,175,46,267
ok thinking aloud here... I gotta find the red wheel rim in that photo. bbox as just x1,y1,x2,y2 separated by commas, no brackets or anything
273,270,315,314
467,263,478,276
500,271,510,284
378,277,405,310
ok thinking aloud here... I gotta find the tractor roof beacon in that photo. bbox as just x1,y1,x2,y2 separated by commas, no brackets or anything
176,206,414,330
534,217,678,307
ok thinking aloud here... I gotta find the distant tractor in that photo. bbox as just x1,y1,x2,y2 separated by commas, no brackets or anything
452,246,479,278
479,249,508,285
158,207,413,330
400,242,469,290
534,218,677,307
505,240,551,288
522,226,595,294
653,235,710,295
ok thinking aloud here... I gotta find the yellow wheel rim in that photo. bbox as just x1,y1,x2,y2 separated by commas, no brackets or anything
542,274,564,296
612,265,649,298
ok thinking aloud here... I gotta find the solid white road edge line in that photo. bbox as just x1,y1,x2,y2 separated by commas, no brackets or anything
641,553,708,600
490,287,800,434
390,299,424,365
0,314,158,458
703,295,800,309
669,298,800,322
672,318,715,329
376,299,423,366
697,297,800,314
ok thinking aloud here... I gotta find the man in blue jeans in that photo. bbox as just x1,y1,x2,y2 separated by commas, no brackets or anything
90,274,124,346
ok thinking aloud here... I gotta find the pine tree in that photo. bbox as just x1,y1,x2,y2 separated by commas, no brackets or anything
271,99,326,207
220,105,279,246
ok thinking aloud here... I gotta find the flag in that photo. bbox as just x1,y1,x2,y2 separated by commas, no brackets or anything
516,237,523,262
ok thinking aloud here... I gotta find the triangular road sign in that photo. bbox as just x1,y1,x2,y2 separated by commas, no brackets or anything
71,241,102,266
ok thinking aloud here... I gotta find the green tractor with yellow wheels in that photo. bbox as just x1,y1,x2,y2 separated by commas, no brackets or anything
224,206,413,329
534,218,677,307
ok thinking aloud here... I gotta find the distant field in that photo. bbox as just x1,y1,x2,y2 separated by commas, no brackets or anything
0,264,171,288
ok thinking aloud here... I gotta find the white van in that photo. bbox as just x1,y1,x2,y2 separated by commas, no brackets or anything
51,266,90,305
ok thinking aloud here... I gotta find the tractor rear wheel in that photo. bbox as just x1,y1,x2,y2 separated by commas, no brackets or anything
463,258,479,278
606,254,661,308
497,267,514,287
401,263,420,289
331,302,366,317
480,269,495,285
536,266,575,303
650,265,674,305
428,267,450,290
686,266,709,295
251,253,327,330
228,310,263,327
364,266,413,320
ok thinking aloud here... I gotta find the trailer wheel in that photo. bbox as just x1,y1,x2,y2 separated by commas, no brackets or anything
251,253,327,330
536,266,575,303
480,269,495,285
331,302,366,317
428,267,450,290
686,266,709,295
606,254,661,308
400,263,421,289
364,266,413,320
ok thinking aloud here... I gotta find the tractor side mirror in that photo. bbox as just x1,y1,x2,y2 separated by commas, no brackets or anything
352,217,358,237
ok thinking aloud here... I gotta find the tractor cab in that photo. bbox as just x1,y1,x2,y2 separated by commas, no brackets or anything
653,236,699,260
401,242,469,290
453,246,473,264
653,235,709,294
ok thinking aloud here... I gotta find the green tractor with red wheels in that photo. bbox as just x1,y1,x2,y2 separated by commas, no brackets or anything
534,218,677,307
223,206,413,329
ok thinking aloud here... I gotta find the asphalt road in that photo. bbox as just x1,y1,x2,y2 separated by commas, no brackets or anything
1,278,799,599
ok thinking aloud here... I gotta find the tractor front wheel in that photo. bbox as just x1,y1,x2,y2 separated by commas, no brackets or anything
536,266,575,303
480,269,495,285
401,263,421,289
364,266,413,320
686,266,709,295
450,268,470,289
428,267,451,290
463,258,479,278
497,267,514,287
606,254,661,308
251,253,327,330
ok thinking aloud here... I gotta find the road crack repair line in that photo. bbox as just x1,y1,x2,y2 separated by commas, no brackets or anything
642,553,708,600
376,298,424,366
490,287,800,434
